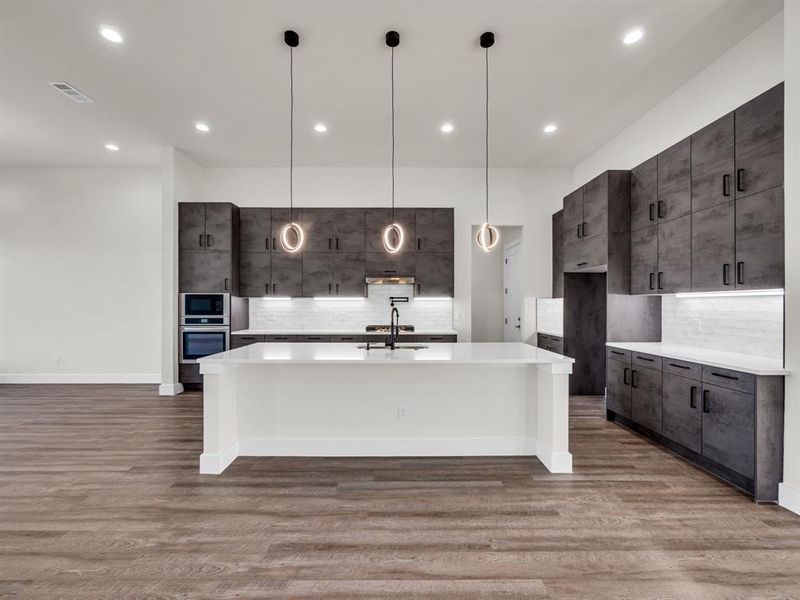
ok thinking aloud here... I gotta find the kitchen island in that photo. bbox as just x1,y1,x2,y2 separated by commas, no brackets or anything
197,342,574,475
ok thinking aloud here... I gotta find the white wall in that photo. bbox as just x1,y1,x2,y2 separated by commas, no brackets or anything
0,168,161,382
573,12,785,185
202,167,571,341
470,225,506,342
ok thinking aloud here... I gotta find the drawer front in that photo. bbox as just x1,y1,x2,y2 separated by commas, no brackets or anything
231,335,265,349
416,334,457,343
702,365,755,394
662,358,702,381
297,335,333,343
549,340,564,355
607,347,632,363
264,335,298,342
537,333,549,348
330,335,365,343
632,352,662,370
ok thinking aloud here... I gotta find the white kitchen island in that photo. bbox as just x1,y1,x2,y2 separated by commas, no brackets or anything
197,342,574,475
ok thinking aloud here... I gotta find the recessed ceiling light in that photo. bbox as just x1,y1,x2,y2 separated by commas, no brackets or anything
104,143,119,151
543,123,558,134
314,122,328,133
623,27,645,45
194,122,210,133
440,122,454,133
99,26,123,44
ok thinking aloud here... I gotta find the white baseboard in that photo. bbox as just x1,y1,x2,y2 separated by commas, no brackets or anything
0,373,160,384
779,482,800,516
238,436,538,458
536,441,573,473
158,383,184,396
199,441,238,474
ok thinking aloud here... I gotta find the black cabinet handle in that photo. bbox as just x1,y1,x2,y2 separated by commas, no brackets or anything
657,201,666,219
207,234,214,247
577,224,582,239
703,390,710,413
737,261,744,285
417,238,421,250
328,238,332,250
657,271,664,290
668,363,690,370
335,237,339,250
335,283,339,295
224,278,229,291
582,222,587,237
649,272,655,290
722,263,730,286
272,283,276,294
736,168,745,192
328,283,332,295
611,350,625,356
631,369,638,388
272,238,276,250
266,237,269,250
722,174,731,197
710,372,739,381
199,233,205,247
690,386,697,409
417,283,421,295
623,367,630,385
265,283,269,295
635,356,654,362
649,203,655,221
576,262,588,267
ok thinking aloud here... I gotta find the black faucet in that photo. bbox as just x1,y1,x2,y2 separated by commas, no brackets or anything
388,296,409,350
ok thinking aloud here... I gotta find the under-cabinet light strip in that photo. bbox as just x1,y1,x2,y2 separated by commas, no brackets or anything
674,289,784,298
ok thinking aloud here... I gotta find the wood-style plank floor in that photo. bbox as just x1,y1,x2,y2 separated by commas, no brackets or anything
1,385,798,599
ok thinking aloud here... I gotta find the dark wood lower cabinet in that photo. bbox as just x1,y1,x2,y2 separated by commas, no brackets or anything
631,366,662,433
606,358,631,418
701,382,755,479
662,373,702,454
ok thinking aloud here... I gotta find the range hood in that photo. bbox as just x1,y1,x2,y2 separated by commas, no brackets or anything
365,276,415,285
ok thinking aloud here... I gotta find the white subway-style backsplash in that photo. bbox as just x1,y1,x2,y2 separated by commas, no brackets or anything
536,298,563,336
662,295,783,359
249,285,453,331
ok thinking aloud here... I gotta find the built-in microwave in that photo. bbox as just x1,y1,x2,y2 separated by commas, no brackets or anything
179,326,230,364
180,293,230,325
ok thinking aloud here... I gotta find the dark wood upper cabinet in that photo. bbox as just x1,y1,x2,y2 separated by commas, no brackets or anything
365,208,416,253
691,112,735,213
239,252,270,297
365,251,416,279
630,225,657,295
662,373,702,454
239,208,271,253
691,202,735,292
178,203,239,293
270,252,303,297
302,253,333,297
735,83,784,199
179,250,236,294
552,210,564,298
702,382,755,478
630,156,657,232
415,253,453,297
203,203,235,251
735,187,784,290
333,209,366,253
269,208,304,253
656,214,691,294
302,208,335,253
582,173,608,239
179,203,206,250
562,188,583,244
656,137,691,222
415,208,453,252
333,253,366,296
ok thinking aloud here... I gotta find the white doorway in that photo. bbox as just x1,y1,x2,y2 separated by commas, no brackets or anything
504,242,522,341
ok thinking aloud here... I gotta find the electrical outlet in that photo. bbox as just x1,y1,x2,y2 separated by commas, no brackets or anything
397,405,408,420
454,312,461,322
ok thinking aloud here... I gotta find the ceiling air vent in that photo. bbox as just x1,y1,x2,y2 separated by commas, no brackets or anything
48,81,94,103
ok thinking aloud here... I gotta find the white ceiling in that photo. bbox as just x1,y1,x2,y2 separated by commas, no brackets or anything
0,0,782,168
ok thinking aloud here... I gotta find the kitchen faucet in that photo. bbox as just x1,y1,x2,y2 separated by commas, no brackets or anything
388,296,409,350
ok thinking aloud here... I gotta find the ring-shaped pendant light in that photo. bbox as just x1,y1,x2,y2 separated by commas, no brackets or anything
281,30,305,253
382,30,404,254
476,31,500,253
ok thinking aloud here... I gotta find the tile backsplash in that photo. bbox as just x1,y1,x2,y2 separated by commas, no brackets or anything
662,295,783,359
536,298,563,336
249,285,453,331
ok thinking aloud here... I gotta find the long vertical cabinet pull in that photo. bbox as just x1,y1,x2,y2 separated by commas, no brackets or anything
272,283,276,295
199,234,205,247
649,203,655,222
722,263,731,286
722,174,731,197
631,370,638,389
690,386,697,408
224,278,229,291
736,168,745,192
623,368,630,385
582,222,587,237
576,224,582,239
649,273,655,290
265,237,269,250
657,272,664,290
737,262,745,285
265,283,269,295
657,201,666,219
703,389,710,413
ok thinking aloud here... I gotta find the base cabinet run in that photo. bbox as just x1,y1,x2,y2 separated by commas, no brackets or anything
606,348,784,502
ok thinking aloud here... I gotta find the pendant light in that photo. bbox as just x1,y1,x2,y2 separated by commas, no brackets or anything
476,31,499,252
382,30,404,254
280,30,304,253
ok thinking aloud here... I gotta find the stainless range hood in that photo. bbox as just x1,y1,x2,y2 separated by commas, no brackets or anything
365,276,415,285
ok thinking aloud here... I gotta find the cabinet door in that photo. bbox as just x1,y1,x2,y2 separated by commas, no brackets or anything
270,208,304,253
302,208,335,253
240,208,271,253
630,225,657,295
334,209,366,253
563,234,607,272
365,208,417,253
239,252,271,297
657,137,691,222
662,373,701,453
631,157,657,232
415,253,453,297
270,252,303,297
179,250,233,293
415,208,453,252
701,383,755,478
204,203,233,251
735,83,783,199
606,358,631,418
552,210,564,298
631,366,662,433
333,253,366,297
735,187,784,290
179,203,206,250
581,173,607,239
691,112,735,212
365,251,416,279
302,253,334,297
657,214,691,293
562,188,583,244
691,202,735,291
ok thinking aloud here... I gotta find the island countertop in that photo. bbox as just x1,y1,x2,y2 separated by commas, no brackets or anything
199,342,574,366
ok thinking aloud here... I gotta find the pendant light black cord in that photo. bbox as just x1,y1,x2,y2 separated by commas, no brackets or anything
289,46,294,223
484,46,489,224
391,46,396,223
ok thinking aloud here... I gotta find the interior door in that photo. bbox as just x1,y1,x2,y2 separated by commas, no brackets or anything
701,383,755,478
657,214,691,293
735,187,784,290
503,243,522,342
630,156,657,232
691,202,735,291
630,225,657,295
691,112,735,213
734,83,784,199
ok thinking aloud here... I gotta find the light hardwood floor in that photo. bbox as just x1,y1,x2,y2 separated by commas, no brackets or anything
1,385,798,599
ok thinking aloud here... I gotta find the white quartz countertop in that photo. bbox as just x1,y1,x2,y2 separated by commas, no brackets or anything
199,342,574,366
232,328,459,336
606,342,788,376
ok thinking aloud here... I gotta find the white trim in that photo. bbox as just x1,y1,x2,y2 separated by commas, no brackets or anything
158,383,184,396
199,441,238,474
0,373,160,384
238,436,538,458
536,441,573,473
779,482,800,516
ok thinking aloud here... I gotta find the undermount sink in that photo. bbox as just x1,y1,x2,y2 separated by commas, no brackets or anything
357,343,429,351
